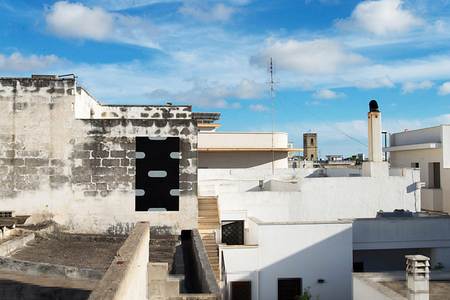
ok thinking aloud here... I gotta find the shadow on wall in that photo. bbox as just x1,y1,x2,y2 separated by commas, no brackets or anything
225,226,353,300
0,279,91,300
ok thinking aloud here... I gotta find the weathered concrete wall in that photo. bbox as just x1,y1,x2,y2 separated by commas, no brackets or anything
89,222,149,300
353,273,405,300
0,77,198,233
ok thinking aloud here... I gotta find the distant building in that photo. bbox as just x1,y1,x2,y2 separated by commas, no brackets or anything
326,154,343,161
385,125,450,212
197,122,302,169
303,132,318,161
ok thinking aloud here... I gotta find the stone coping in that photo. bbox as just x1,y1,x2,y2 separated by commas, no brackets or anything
88,222,149,300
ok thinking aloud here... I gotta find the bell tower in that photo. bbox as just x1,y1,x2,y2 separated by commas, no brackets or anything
303,133,318,161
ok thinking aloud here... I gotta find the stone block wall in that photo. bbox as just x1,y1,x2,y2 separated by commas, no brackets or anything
0,77,198,233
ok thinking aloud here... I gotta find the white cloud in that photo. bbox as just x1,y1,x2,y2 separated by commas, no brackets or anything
313,88,344,99
251,39,366,75
79,0,175,10
438,82,450,95
0,52,62,72
179,2,235,22
401,80,433,93
352,76,395,89
249,104,269,112
45,1,159,48
337,0,422,36
235,79,265,99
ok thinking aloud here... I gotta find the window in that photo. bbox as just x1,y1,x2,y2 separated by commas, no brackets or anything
278,278,302,300
353,262,364,272
231,281,251,300
222,220,244,245
411,162,419,169
310,138,314,146
428,162,441,188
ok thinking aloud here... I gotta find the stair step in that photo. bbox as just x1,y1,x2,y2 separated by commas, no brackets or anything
199,225,219,230
198,215,219,219
198,211,218,216
198,197,218,201
202,240,217,245
198,222,219,226
198,205,217,210
198,218,219,223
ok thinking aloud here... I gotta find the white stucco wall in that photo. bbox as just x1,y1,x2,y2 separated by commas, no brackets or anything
199,132,288,149
198,132,291,170
217,175,420,222
390,126,442,146
389,137,450,212
222,222,353,300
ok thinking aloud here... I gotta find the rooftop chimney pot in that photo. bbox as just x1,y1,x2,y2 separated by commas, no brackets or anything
369,100,379,112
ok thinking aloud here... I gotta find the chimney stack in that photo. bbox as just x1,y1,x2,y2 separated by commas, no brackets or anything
368,100,382,162
406,255,430,300
362,100,388,177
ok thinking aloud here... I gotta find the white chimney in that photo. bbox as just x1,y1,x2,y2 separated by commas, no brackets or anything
368,100,382,162
362,100,388,177
406,255,430,300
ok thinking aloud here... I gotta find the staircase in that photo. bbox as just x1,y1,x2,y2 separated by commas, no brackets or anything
198,196,220,280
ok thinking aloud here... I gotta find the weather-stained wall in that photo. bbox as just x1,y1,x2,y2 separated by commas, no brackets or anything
0,77,198,233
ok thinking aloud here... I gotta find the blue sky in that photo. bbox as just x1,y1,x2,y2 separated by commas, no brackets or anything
2,0,450,156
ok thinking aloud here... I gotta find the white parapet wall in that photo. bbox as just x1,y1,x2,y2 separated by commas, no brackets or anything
198,132,291,169
216,175,420,222
198,132,288,149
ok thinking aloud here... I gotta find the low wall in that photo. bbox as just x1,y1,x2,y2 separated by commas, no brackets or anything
191,230,220,295
0,256,102,280
218,174,419,222
0,233,34,256
89,222,149,300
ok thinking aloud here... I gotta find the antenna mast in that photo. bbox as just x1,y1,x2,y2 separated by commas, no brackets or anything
269,58,275,175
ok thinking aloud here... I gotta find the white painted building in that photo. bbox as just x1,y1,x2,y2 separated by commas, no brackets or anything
385,125,450,212
198,100,450,300
197,119,302,169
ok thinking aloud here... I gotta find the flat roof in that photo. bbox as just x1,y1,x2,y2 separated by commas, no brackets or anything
384,143,441,152
198,147,303,152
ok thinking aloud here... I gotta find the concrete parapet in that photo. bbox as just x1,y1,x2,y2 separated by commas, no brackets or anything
89,222,150,300
192,229,220,295
0,256,103,280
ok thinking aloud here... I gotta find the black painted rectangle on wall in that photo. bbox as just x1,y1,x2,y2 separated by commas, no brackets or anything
135,137,180,211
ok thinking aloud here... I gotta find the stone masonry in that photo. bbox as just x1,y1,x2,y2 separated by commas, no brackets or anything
0,76,198,233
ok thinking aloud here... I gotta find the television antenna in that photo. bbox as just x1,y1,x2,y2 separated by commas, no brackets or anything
268,57,276,175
